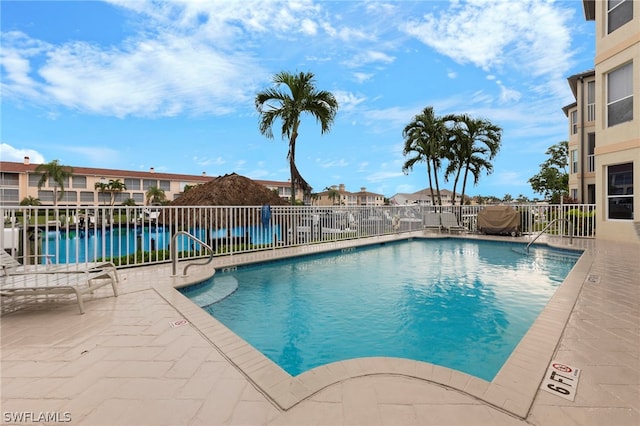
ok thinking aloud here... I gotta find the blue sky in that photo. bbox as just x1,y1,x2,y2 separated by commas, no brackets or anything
1,0,594,200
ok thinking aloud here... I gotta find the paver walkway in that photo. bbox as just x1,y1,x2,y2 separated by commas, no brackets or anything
1,235,638,425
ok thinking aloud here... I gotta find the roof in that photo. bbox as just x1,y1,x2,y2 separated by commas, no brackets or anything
566,69,595,98
582,0,595,20
0,161,293,188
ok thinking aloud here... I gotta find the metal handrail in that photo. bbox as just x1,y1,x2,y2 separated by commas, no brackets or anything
526,218,573,252
171,231,215,277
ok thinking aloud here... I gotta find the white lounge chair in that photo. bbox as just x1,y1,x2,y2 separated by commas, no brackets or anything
423,212,443,232
440,212,466,234
1,251,119,283
1,269,119,314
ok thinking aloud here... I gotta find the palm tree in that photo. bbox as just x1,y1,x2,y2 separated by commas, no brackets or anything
19,196,41,206
34,160,73,206
107,179,126,206
94,181,109,205
451,115,502,206
402,107,450,205
145,186,166,205
255,71,339,205
325,186,340,205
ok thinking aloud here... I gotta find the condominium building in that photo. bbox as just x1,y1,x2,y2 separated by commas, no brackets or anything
389,188,466,206
563,69,597,204
0,157,304,206
576,0,639,242
315,184,385,206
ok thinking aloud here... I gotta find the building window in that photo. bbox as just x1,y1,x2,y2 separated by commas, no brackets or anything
571,150,578,174
0,188,19,205
607,62,633,127
29,174,41,187
608,0,633,33
38,190,54,202
125,178,141,190
571,110,578,134
71,176,86,188
132,193,144,203
587,81,596,122
0,173,19,186
587,133,596,173
80,191,95,203
607,162,633,220
571,189,578,201
159,180,171,191
143,179,157,190
60,191,77,202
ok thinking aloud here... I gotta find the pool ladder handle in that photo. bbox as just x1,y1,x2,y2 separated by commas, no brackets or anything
526,218,573,253
171,231,215,277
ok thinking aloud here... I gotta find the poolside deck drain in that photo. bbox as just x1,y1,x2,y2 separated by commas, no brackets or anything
586,274,600,284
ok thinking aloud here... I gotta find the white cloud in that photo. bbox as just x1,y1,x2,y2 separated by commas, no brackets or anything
317,158,349,168
0,143,45,163
402,0,575,79
353,72,373,83
333,90,367,112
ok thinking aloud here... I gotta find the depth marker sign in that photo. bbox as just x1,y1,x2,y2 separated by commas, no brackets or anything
541,361,581,401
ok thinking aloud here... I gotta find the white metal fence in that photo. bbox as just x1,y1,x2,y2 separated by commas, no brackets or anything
1,204,596,268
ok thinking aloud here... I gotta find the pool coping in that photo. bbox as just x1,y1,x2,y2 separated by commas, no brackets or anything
158,232,592,419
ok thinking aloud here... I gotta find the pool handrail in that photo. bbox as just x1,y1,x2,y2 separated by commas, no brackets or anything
526,218,573,252
171,231,215,277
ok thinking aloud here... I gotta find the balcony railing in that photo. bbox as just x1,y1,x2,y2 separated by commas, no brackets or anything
587,103,595,122
1,204,596,269
588,154,595,173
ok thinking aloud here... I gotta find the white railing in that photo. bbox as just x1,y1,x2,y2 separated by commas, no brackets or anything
1,203,596,269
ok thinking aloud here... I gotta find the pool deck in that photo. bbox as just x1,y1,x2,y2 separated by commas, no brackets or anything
1,233,638,425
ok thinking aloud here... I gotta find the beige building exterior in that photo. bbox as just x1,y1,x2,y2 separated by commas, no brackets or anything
0,157,303,207
390,188,466,206
564,70,597,204
315,184,385,206
580,0,639,242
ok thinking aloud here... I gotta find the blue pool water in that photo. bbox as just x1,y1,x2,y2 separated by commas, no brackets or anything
181,239,581,381
40,225,281,263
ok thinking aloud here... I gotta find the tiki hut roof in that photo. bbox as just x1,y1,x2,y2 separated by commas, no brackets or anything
169,173,288,207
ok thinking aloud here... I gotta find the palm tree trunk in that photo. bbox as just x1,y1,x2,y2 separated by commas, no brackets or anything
432,158,442,205
460,164,471,205
426,163,436,206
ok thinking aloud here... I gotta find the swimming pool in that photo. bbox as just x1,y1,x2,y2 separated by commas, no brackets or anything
181,239,581,381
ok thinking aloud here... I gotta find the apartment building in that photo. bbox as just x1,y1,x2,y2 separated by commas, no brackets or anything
389,188,466,206
315,184,385,206
579,0,638,242
0,157,302,206
563,69,597,204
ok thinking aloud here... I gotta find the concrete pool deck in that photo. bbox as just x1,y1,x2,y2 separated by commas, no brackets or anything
1,233,638,425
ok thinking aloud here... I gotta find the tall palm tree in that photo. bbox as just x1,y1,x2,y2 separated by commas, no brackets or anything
450,115,502,205
35,160,73,206
145,186,166,205
255,71,339,205
325,186,340,205
94,181,110,205
402,107,450,206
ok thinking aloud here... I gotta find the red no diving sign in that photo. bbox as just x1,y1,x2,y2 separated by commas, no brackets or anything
541,361,581,401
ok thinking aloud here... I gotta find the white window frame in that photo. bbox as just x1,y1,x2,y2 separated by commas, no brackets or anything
607,62,633,127
571,150,578,174
571,110,578,134
607,0,633,34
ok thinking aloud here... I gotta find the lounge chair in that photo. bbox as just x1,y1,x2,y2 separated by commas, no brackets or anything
1,269,119,314
423,212,442,232
440,212,466,234
1,251,119,284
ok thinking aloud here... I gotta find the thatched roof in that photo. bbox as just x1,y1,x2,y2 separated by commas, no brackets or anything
170,173,288,207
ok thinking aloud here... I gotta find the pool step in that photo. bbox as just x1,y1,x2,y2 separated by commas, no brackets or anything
188,275,239,308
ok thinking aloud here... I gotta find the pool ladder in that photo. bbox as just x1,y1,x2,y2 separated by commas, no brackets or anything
171,231,215,277
526,218,573,253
